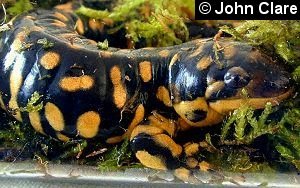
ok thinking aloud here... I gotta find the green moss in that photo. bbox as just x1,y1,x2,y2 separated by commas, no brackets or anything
75,6,110,20
98,140,141,172
59,140,88,159
221,102,276,145
220,21,300,64
17,42,33,52
7,0,33,16
292,66,300,83
76,0,191,47
37,38,54,49
19,92,43,113
273,109,300,170
205,148,275,173
126,9,188,47
220,103,300,170
97,39,109,50
0,121,26,148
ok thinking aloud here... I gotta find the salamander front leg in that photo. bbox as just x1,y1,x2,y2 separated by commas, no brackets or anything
130,112,181,170
130,112,196,182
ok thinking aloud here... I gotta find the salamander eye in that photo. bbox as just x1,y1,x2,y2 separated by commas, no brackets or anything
224,67,250,88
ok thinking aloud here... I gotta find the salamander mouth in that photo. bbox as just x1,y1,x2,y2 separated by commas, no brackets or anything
208,89,293,115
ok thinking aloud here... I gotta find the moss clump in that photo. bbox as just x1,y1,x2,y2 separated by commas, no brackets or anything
273,109,300,170
2,0,70,23
98,140,141,172
219,102,300,171
0,92,43,150
37,38,54,49
0,121,28,148
76,0,193,48
19,92,43,113
97,39,109,50
221,21,300,64
205,147,275,173
221,102,276,145
6,0,33,17
59,140,88,159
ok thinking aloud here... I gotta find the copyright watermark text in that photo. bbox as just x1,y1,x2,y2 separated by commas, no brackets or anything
195,0,299,19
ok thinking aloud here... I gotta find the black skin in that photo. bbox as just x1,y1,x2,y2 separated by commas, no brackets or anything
0,8,293,171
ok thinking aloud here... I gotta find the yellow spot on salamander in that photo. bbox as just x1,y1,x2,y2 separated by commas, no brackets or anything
189,45,204,58
178,118,193,131
156,86,172,107
199,161,212,172
139,61,152,83
248,49,265,63
205,81,225,99
106,136,123,144
56,133,70,142
169,53,179,69
75,19,85,35
186,157,198,168
123,104,145,139
77,111,101,138
55,2,73,12
223,45,237,59
58,33,78,40
174,97,223,127
158,50,170,58
40,52,61,70
184,143,199,157
87,39,98,46
143,47,155,51
59,75,94,92
153,134,182,157
148,112,176,137
29,111,45,135
136,151,167,170
24,15,36,20
53,12,69,22
32,26,44,32
0,93,5,110
88,19,104,32
196,56,213,70
45,102,65,132
110,66,127,109
99,51,113,58
11,31,26,50
9,61,24,122
51,20,67,28
130,125,164,141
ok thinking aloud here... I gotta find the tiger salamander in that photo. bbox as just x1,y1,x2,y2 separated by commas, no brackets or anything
0,4,293,175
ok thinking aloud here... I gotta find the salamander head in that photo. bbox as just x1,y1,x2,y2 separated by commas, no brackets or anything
170,39,293,126
205,41,293,114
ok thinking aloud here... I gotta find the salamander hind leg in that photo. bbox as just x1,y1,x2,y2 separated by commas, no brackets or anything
130,112,198,182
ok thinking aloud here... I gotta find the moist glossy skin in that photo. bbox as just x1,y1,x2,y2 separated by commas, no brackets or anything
0,8,292,172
